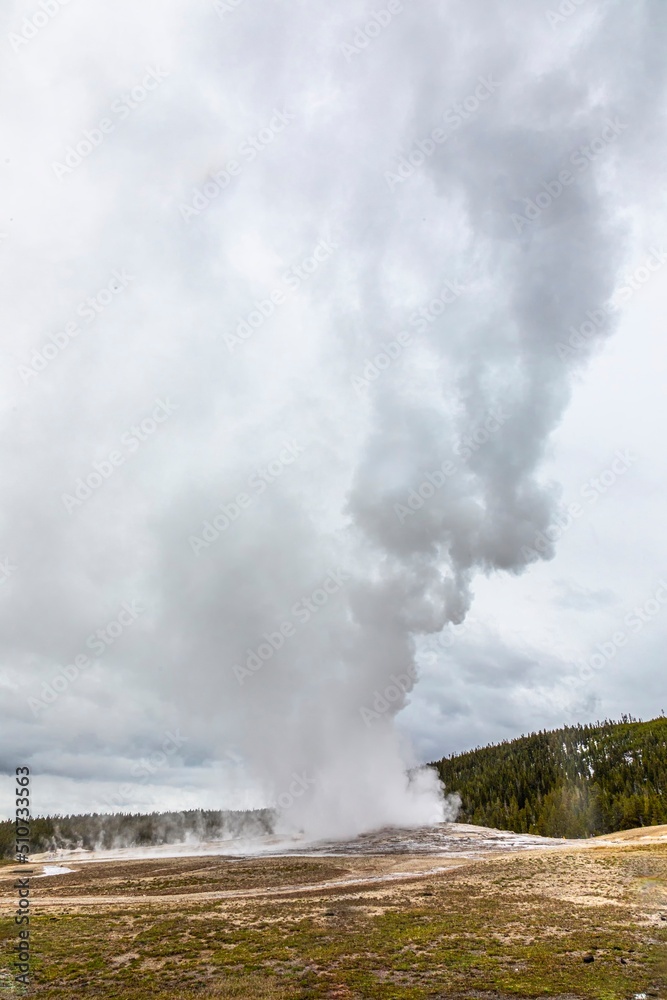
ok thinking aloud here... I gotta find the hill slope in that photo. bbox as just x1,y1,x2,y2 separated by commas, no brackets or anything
432,715,667,838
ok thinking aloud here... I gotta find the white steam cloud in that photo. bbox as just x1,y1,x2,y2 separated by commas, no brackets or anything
1,0,666,836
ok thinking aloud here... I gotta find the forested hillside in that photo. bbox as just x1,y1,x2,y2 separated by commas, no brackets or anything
0,808,273,860
433,715,667,838
3,717,664,859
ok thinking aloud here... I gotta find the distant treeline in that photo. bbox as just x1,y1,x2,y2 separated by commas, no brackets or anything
3,716,664,857
0,808,274,860
432,715,667,838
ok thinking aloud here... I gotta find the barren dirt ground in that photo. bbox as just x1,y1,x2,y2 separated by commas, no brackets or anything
0,824,666,999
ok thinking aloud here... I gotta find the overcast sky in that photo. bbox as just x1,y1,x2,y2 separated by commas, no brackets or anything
1,0,666,831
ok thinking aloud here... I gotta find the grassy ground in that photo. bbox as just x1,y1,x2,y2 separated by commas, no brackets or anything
0,842,665,998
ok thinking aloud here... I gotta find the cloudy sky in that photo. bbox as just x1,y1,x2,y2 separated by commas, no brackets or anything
1,0,666,832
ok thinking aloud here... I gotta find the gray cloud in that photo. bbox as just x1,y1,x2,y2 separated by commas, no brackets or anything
1,0,665,831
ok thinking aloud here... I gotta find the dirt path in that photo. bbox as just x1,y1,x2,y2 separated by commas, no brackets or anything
0,857,469,911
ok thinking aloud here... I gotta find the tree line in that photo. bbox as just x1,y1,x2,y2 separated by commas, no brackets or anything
3,715,664,857
0,808,273,860
431,715,667,838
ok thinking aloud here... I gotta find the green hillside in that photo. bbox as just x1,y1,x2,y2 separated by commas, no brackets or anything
433,714,667,838
3,717,664,859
